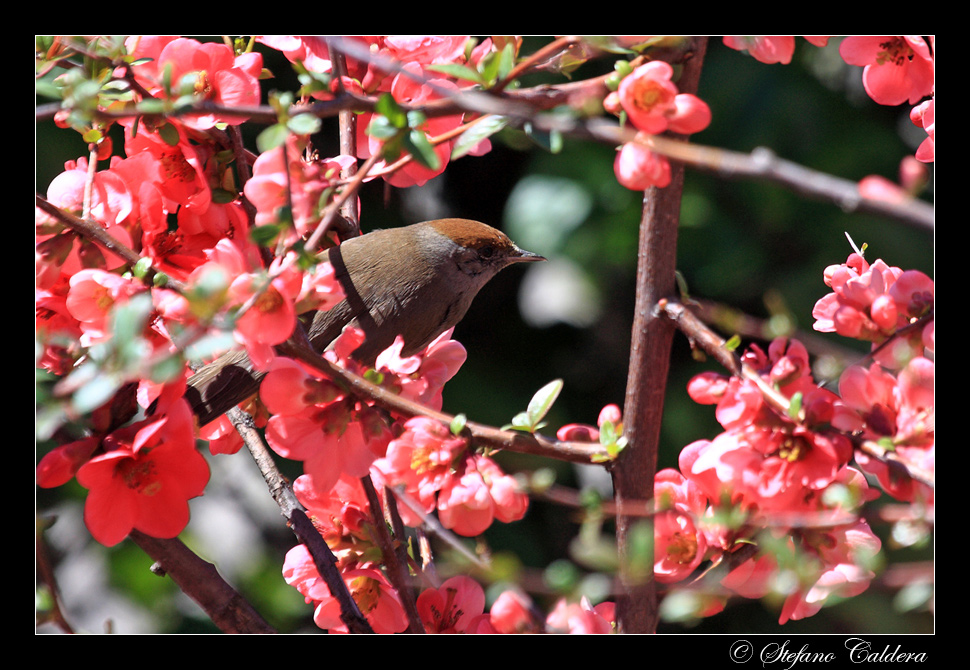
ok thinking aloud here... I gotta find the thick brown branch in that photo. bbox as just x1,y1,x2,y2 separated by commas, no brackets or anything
129,531,276,633
611,37,709,635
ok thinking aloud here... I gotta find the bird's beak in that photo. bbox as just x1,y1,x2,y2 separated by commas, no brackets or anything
512,247,546,263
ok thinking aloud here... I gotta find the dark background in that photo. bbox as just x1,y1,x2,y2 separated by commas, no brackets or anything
36,37,934,634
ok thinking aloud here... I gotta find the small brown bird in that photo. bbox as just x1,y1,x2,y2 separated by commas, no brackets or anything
185,218,544,425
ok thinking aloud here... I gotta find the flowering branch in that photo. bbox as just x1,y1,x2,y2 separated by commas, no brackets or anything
658,297,934,489
37,35,933,635
223,406,375,633
610,35,708,635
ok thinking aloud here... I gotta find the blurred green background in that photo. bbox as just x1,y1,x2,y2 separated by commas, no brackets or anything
36,37,933,634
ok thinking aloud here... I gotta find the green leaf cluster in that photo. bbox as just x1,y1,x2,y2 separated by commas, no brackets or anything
504,379,563,433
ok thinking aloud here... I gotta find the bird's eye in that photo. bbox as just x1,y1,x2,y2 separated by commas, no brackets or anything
479,245,494,258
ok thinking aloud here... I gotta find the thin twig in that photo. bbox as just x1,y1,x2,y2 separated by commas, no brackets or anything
225,407,374,633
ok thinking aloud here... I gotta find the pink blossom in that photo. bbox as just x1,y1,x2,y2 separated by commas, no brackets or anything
417,575,486,633
37,436,101,489
123,122,212,212
381,35,471,66
65,269,145,346
243,134,357,239
255,36,335,77
35,286,83,375
437,453,528,536
36,160,135,285
293,473,384,570
74,392,209,546
724,36,796,64
813,254,933,367
616,61,679,134
614,140,671,190
779,520,881,623
545,597,615,634
262,358,390,493
654,508,707,583
910,98,934,162
372,415,469,525
197,413,245,456
41,157,133,226
126,36,262,129
839,36,934,106
374,330,467,410
858,174,908,204
680,339,853,514
557,403,623,442
282,544,408,633
357,64,463,187
843,357,933,503
666,93,712,135
488,589,536,633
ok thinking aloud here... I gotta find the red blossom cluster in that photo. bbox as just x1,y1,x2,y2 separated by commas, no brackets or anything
725,36,935,199
36,36,933,633
558,255,933,624
605,60,712,189
257,36,497,187
36,35,538,633
609,36,934,196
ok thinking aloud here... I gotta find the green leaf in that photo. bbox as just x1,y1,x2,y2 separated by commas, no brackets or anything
402,130,441,171
502,411,533,432
287,112,322,136
622,520,654,584
67,364,121,415
374,93,408,128
724,334,742,351
426,62,484,85
256,123,289,153
81,127,103,143
157,122,181,147
251,223,284,247
366,114,400,141
184,332,237,363
495,42,517,81
787,391,803,420
111,292,153,345
132,256,154,279
527,378,563,428
450,413,468,436
451,116,508,160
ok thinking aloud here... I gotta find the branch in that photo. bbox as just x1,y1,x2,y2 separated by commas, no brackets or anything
129,531,276,633
611,36,709,635
224,407,375,634
275,339,611,465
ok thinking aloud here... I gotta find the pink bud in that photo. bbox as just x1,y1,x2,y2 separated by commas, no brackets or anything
667,93,712,135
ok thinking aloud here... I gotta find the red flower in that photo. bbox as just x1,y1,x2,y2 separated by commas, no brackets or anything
74,397,209,546
724,36,796,64
617,61,679,133
416,575,486,633
614,139,671,190
839,36,934,106
126,36,263,129
910,98,934,162
282,544,408,633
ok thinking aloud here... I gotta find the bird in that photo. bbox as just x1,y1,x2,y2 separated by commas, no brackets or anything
184,218,545,426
